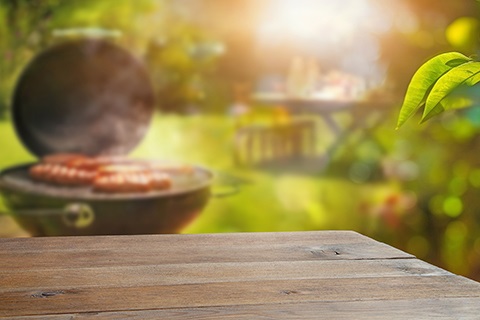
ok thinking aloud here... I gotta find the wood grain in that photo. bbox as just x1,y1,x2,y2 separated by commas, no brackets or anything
3,298,480,320
1,259,450,291
1,275,480,317
0,231,479,319
0,231,412,271
0,231,393,253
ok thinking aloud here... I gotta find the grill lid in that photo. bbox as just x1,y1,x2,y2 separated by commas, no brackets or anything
12,39,155,157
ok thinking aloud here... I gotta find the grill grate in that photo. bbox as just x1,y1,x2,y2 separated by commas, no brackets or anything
0,164,212,200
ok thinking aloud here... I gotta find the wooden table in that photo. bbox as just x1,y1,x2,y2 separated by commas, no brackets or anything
1,231,480,319
252,93,356,136
250,94,394,172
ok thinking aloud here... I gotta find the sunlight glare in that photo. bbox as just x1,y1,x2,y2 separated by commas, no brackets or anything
256,0,400,82
258,0,391,48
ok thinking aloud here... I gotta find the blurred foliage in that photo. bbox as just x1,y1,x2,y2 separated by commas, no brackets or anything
446,17,480,52
3,0,480,284
378,0,478,92
0,0,224,116
145,25,225,113
391,1,480,279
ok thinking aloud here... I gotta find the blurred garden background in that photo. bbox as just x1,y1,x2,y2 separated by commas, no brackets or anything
2,0,480,282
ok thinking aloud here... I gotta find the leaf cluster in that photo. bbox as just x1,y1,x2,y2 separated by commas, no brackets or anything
397,52,480,128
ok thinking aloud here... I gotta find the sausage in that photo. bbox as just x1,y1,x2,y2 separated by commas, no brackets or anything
29,154,173,193
68,156,132,171
42,153,88,165
29,164,48,181
92,169,172,193
30,164,89,186
150,171,172,190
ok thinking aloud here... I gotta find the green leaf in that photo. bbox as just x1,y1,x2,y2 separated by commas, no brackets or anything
396,52,471,129
423,61,480,121
446,58,473,67
442,95,474,110
465,72,480,86
420,103,444,123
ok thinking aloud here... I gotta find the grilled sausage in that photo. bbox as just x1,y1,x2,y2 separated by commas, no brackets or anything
42,153,88,165
30,154,173,192
93,168,171,193
29,164,48,181
29,163,91,186
150,171,172,190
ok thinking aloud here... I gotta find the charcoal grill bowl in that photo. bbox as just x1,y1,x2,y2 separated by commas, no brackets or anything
0,39,215,236
0,164,212,236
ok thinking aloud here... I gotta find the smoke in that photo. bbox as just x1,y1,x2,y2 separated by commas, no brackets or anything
255,0,405,82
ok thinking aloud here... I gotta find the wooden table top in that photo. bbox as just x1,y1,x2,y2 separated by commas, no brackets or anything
251,93,393,113
1,231,480,319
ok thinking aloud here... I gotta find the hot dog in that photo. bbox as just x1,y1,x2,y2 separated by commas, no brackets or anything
93,165,171,193
30,154,174,193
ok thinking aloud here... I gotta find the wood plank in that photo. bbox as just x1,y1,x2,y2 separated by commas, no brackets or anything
0,241,412,270
0,231,387,253
0,233,413,271
0,259,450,291
1,275,480,317
3,297,480,320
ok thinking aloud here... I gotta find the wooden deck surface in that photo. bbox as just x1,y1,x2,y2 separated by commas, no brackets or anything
1,231,480,319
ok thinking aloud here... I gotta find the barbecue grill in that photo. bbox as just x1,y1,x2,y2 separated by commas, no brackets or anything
0,39,213,236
